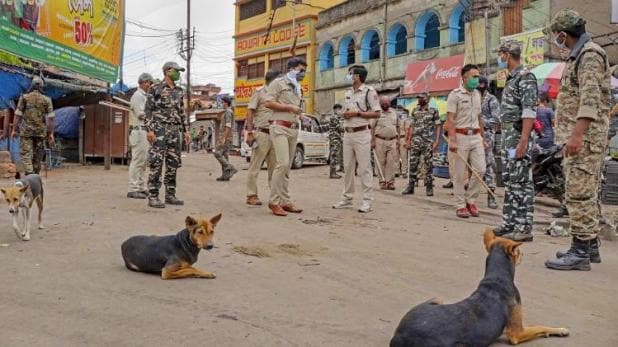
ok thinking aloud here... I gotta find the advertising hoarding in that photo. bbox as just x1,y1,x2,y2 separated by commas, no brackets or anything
0,0,125,82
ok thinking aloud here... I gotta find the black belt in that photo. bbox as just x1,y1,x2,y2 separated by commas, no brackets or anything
129,125,146,131
258,128,270,134
344,125,370,133
375,134,397,141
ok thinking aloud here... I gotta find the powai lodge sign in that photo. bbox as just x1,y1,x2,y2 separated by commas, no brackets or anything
236,19,311,56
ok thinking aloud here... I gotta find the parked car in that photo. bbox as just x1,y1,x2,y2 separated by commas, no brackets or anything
241,114,330,169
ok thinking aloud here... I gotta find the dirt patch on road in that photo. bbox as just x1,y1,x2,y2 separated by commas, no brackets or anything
232,243,315,258
232,246,271,258
276,243,312,256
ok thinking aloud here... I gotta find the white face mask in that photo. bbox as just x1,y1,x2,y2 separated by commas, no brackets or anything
553,32,568,50
345,73,354,85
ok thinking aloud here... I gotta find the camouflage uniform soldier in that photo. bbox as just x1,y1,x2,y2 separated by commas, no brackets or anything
402,93,441,196
329,104,344,179
214,96,237,181
545,10,610,271
12,77,55,175
145,62,190,208
494,42,537,241
492,42,538,242
478,76,501,209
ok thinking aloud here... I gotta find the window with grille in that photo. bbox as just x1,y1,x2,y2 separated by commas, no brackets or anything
425,14,440,49
237,60,248,78
240,0,267,20
269,54,307,73
247,62,265,79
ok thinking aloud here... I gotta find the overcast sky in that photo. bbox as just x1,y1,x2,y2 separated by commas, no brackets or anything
122,0,235,92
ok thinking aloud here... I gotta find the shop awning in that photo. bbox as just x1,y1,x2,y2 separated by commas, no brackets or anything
403,54,465,95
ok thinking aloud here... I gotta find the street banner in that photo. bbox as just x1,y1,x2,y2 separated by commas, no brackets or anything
613,0,618,24
500,28,546,68
464,19,486,65
0,0,125,82
403,54,465,95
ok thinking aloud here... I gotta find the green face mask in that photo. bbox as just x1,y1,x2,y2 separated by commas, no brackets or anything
169,70,181,82
466,77,479,90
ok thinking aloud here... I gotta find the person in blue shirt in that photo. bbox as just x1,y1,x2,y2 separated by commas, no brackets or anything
536,93,555,149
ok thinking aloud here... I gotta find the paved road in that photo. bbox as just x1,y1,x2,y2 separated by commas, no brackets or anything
0,153,616,346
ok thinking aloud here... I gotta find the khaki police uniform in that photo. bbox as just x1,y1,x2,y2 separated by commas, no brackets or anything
128,87,150,194
246,86,276,198
373,108,399,184
341,84,381,202
264,76,301,206
446,87,486,209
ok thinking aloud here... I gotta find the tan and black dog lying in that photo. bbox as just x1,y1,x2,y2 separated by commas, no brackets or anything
390,228,569,347
121,214,221,280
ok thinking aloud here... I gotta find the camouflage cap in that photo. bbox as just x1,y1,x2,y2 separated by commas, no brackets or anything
162,61,185,72
138,72,154,84
546,9,586,34
31,76,44,88
494,40,521,55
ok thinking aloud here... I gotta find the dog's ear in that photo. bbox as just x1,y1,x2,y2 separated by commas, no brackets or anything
185,216,197,229
210,213,222,227
0,188,5,195
483,228,496,252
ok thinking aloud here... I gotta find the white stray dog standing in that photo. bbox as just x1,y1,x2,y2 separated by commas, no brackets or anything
1,174,45,241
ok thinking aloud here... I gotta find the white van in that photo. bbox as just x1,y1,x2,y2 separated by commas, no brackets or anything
241,114,330,169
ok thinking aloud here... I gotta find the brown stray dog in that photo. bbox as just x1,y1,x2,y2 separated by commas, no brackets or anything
390,228,569,347
121,214,221,280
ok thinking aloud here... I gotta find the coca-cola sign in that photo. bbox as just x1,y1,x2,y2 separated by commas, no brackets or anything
403,55,465,95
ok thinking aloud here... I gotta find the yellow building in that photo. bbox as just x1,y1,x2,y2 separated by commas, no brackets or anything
233,0,345,122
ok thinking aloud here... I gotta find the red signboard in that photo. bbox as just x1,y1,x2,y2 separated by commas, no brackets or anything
403,55,465,95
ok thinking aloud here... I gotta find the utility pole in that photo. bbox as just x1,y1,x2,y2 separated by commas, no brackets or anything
177,0,194,151
186,0,192,132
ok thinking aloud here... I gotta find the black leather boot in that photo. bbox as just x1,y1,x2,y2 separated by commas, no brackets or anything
487,189,498,209
426,181,433,196
402,183,415,195
165,195,185,206
148,196,165,208
545,237,591,271
556,237,601,263
330,167,341,179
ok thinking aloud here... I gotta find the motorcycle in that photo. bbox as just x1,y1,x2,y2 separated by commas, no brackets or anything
531,144,564,203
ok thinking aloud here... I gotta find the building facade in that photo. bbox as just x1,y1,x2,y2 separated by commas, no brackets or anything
233,0,346,126
315,0,473,115
314,0,607,114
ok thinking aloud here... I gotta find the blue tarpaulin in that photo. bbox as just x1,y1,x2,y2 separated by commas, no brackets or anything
0,70,31,109
54,106,81,139
0,70,81,109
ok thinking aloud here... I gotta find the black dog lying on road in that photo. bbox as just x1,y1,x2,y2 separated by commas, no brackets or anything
121,214,221,280
390,229,569,347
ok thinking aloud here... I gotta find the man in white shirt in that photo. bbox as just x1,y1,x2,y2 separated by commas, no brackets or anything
127,73,153,199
